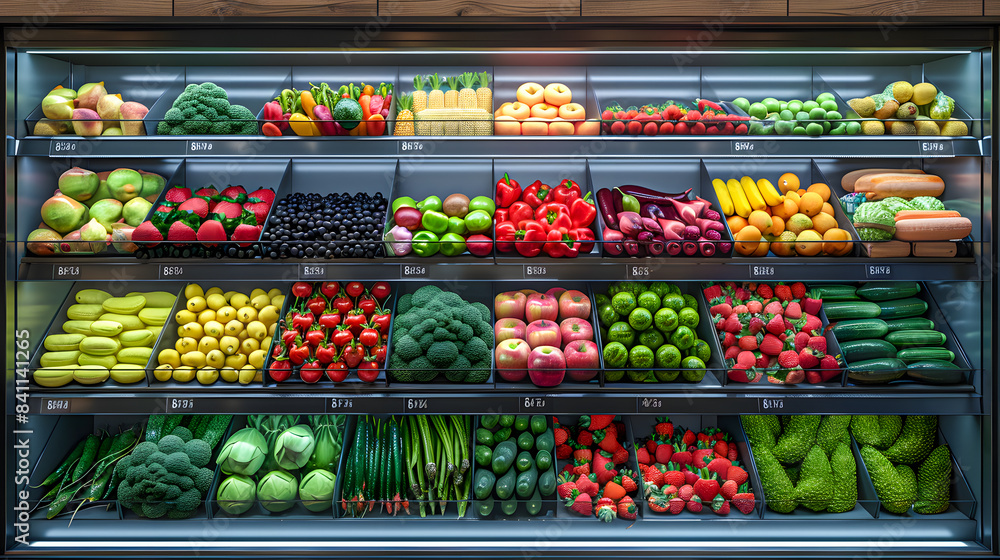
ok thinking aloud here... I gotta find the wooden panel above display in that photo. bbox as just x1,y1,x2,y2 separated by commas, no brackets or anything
582,0,784,17
789,0,981,16
175,0,375,16
985,0,999,15
0,0,170,16
378,0,580,17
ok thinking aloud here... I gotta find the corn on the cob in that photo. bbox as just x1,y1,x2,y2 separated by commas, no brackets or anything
394,94,414,136
458,72,478,109
415,108,491,136
476,71,492,113
444,76,459,109
412,75,427,114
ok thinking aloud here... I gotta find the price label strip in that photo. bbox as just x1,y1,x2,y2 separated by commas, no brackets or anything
400,264,428,279
167,397,196,412
40,398,72,414
159,265,185,279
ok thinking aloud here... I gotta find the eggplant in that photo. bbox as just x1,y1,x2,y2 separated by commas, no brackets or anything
695,218,724,235
669,198,707,226
615,185,693,204
602,227,624,256
596,188,618,231
641,203,665,220
618,212,643,238
641,217,663,235
623,238,640,256
647,235,665,256
659,219,686,240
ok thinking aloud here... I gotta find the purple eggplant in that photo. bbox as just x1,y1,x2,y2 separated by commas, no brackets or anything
698,238,717,257
641,217,663,235
642,203,665,220
602,227,624,256
596,188,619,231
615,185,693,204
623,238,640,256
619,212,644,238
612,188,624,215
666,241,682,256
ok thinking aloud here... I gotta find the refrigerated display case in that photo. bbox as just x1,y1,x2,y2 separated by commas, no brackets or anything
4,21,995,558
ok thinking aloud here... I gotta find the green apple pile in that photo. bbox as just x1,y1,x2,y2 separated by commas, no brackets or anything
36,81,149,136
732,93,861,137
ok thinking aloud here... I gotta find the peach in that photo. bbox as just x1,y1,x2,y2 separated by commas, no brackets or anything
71,108,103,136
530,103,559,120
516,82,545,106
520,118,549,136
543,83,573,106
574,119,601,136
548,118,575,135
494,115,521,136
119,101,149,136
502,102,531,121
495,102,512,118
558,102,585,120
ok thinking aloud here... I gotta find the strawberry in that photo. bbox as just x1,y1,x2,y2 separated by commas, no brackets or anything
554,427,569,445
736,351,756,369
177,197,209,218
575,473,599,496
164,187,192,203
212,200,243,219
167,221,196,242
764,300,784,316
727,465,748,486
635,446,651,465
556,444,573,460
594,497,617,522
820,354,840,374
220,185,247,199
794,331,811,352
790,281,807,299
732,483,756,514
754,351,769,369
155,204,176,213
720,331,736,348
692,447,715,469
576,430,594,447
565,489,593,516
643,468,665,493
765,314,786,336
686,495,704,513
671,444,693,466
646,491,670,513
802,292,823,315
774,284,793,302
244,199,271,225
724,315,742,333
806,370,822,384
756,283,774,299
594,426,619,453
247,187,275,205
734,287,751,301
572,460,591,477
660,484,678,499
196,219,227,244
677,484,694,501
667,497,685,515
807,336,827,354
798,347,821,369
728,446,739,462
712,439,729,458
231,224,262,247
662,463,685,488
733,305,749,315
611,445,629,465
594,451,617,485
709,299,733,317
654,417,674,439
738,335,759,351
618,470,638,494
683,468,700,485
778,350,800,368
693,468,720,502
556,473,577,499
706,457,732,478
711,494,731,515
784,301,802,319
720,479,738,500
802,314,823,336
616,496,637,520
580,415,615,431
748,316,765,334
645,439,657,456
746,299,764,315
654,443,673,464
132,221,163,247
681,429,696,447
194,187,219,198
573,447,593,464
724,345,743,361
702,284,723,301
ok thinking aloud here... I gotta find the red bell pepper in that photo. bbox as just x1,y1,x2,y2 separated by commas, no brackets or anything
570,192,597,228
304,324,325,347
281,327,299,348
535,203,572,232
291,307,314,331
572,227,596,253
332,325,354,347
543,229,579,258
357,353,380,383
373,342,387,365
315,341,337,365
552,179,582,205
515,222,545,257
344,309,368,336
263,100,283,122
320,281,340,299
307,292,327,316
358,293,377,316
291,282,313,299
494,208,509,223
269,352,292,383
288,337,311,365
509,201,534,226
318,311,341,330
495,220,517,253
359,324,380,348
522,180,552,208
332,292,353,315
344,341,364,368
371,308,391,334
495,173,521,208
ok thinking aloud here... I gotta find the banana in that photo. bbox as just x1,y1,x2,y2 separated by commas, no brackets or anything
740,176,767,211
712,178,735,216
726,178,753,218
757,178,785,206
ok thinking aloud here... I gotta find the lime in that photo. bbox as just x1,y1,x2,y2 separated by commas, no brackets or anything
602,341,628,368
795,111,811,122
628,307,653,332
637,291,661,314
655,344,682,368
611,291,637,316
749,122,766,135
779,109,794,121
779,102,788,111
661,294,685,312
846,121,862,135
732,97,751,112
678,307,700,329
787,100,803,113
594,293,610,308
762,97,780,113
688,339,712,362
670,325,695,349
802,100,819,112
809,107,827,120
826,111,843,120
649,282,673,298
682,294,698,309
748,102,768,120
820,99,838,112
638,328,665,350
654,308,679,333
792,126,807,135
806,122,824,136
774,120,795,135
681,356,707,382
816,92,836,103
628,345,655,369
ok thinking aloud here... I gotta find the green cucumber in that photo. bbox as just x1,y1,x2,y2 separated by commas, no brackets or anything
514,415,530,432
517,431,534,451
500,497,518,516
831,319,889,342
526,487,543,516
885,317,935,333
538,467,557,496
810,285,859,301
474,468,496,500
847,358,906,384
535,430,555,452
495,468,516,500
516,450,534,472
856,282,921,301
876,297,928,320
530,415,547,435
906,360,965,385
840,339,897,362
886,330,946,348
476,428,494,446
492,441,517,475
897,347,956,364
199,415,232,449
480,415,500,430
475,445,493,467
477,496,495,517
516,466,538,498
535,449,553,471
499,415,515,428
823,301,882,320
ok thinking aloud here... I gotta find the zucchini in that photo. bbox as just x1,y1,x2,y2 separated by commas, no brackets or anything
500,497,517,516
474,468,496,500
535,430,555,452
40,438,86,487
516,450,534,472
886,330,947,348
198,415,232,449
856,282,921,301
824,301,882,320
906,360,965,385
477,496,495,517
71,434,101,482
145,415,165,443
831,319,889,342
897,347,955,363
810,285,859,301
495,468,516,500
517,431,535,451
847,358,906,384
526,487,543,516
840,339,897,362
885,317,935,333
514,415,530,432
876,297,928,320
516,466,538,498
162,415,184,439
530,415,547,435
492,441,517,475
538,467,557,496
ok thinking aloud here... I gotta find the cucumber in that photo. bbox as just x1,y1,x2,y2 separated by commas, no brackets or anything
495,468,516,500
499,415,515,428
475,445,493,467
474,468,496,500
535,449,553,471
516,466,538,498
897,347,955,364
500,497,517,516
885,317,935,333
475,428,494,447
530,415,547,435
476,496,495,517
517,431,534,451
516,450,534,472
198,415,232,449
840,339,897,362
538,467,557,496
526,487,543,516
823,301,882,320
906,360,965,385
856,282,921,301
831,319,889,342
886,330,947,348
492,441,517,476
514,415,530,432
535,430,555,452
876,297,928,320
810,285,859,301
480,415,499,430
847,358,906,384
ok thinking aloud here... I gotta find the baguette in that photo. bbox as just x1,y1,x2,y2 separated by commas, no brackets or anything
912,242,958,258
893,217,971,241
841,168,924,192
894,210,962,221
855,172,945,200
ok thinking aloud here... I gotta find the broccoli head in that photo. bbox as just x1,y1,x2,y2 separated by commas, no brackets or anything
209,117,233,135
126,464,150,484
393,334,422,362
418,332,436,352
146,451,168,466
395,313,421,331
411,285,443,307
427,341,459,367
163,107,185,125
165,451,193,474
141,501,170,519
184,439,212,468
408,356,438,382
436,291,465,308
130,441,157,463
410,317,439,340
176,475,195,491
462,337,490,364
157,435,185,455
472,302,491,322
451,355,472,371
466,359,491,383
397,293,413,314
452,322,474,342
156,121,172,135
170,426,193,443
473,320,493,339
433,327,458,342
461,306,484,326
194,467,214,494
176,488,202,512
389,354,413,382
167,508,195,519
117,481,134,508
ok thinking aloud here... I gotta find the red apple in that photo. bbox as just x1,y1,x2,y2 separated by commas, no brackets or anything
559,317,593,346
525,293,558,322
526,319,561,349
545,287,567,301
494,291,527,320
466,234,493,257
564,340,600,382
494,318,527,344
528,345,566,387
558,289,591,321
495,338,530,382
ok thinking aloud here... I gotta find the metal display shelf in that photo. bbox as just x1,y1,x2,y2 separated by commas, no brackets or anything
11,136,986,159
17,256,984,282
26,391,983,416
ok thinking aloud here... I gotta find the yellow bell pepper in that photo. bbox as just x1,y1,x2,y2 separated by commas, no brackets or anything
288,113,320,137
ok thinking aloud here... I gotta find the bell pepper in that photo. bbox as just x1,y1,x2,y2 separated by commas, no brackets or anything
439,233,467,257
421,210,449,235
412,230,440,257
300,91,318,119
495,173,522,208
291,282,313,299
358,89,371,136
367,114,386,136
417,195,443,213
522,180,553,208
495,220,517,253
515,221,545,257
570,192,597,228
543,228,579,258
288,113,319,136
261,122,282,136
571,227,595,253
263,100,283,122
509,201,534,226
552,179,582,205
447,216,469,236
494,208,509,223
535,203,572,232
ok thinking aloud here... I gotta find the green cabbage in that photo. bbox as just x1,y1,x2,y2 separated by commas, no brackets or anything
909,196,946,211
273,425,316,471
856,227,894,241
298,469,336,512
880,197,914,215
216,428,267,476
853,201,895,241
257,470,298,512
216,474,256,515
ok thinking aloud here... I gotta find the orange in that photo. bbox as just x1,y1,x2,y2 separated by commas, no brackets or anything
821,202,835,216
734,225,761,256
795,230,823,256
769,215,785,236
777,172,800,194
797,188,807,197
727,215,748,233
807,182,832,202
751,241,771,257
748,210,773,233
784,191,801,207
772,199,799,220
771,231,797,257
811,212,838,235
799,192,824,217
823,228,853,256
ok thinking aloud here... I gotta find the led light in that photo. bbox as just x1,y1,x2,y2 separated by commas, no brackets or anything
31,540,975,548
26,49,974,55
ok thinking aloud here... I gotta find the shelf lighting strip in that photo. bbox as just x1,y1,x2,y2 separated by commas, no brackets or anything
30,540,974,549
25,49,974,55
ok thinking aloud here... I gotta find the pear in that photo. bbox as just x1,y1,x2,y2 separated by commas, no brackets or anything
75,81,107,111
119,102,149,135
89,198,123,230
97,94,124,121
41,193,89,233
26,229,62,256
47,87,77,100
57,167,100,202
106,168,143,202
42,94,74,120
138,170,166,199
123,197,153,226
110,223,138,253
60,229,87,253
79,218,109,253
71,108,103,136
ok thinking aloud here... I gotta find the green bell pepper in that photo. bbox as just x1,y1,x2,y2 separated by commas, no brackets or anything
412,230,440,257
392,196,417,214
417,195,442,213
421,210,449,235
439,233,467,257
468,196,496,216
447,216,469,236
464,209,492,235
